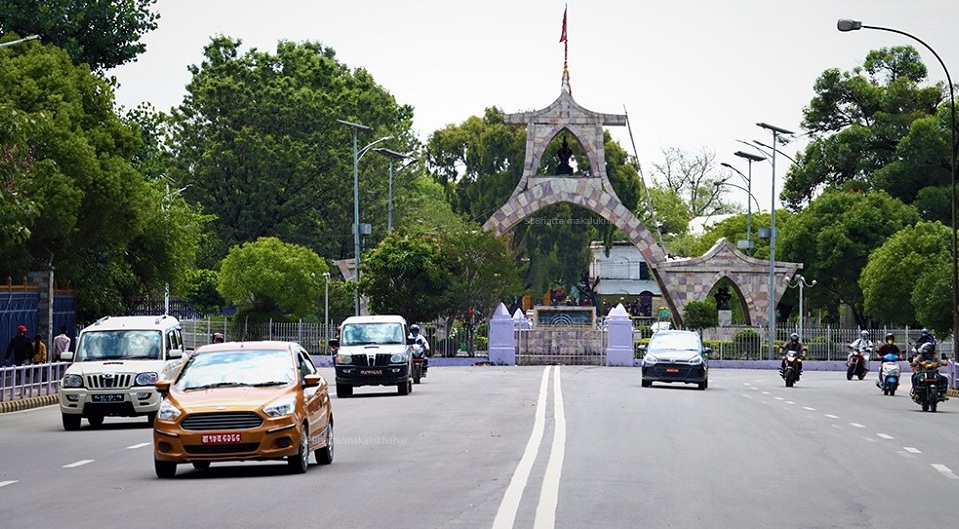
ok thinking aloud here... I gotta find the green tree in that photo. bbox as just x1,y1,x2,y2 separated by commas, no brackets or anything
783,46,948,212
778,190,919,328
860,221,950,328
912,258,953,338
0,1,159,70
683,300,717,332
169,36,417,263
0,38,203,319
218,237,328,321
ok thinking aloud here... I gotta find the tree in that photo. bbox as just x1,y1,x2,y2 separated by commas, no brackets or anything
683,300,717,332
169,36,417,264
778,190,919,328
650,147,739,219
0,0,159,70
218,237,328,321
783,46,947,211
0,38,203,319
860,221,951,329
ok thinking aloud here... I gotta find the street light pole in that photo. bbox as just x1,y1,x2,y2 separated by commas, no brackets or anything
373,148,415,233
757,122,794,360
838,18,958,357
0,34,39,49
785,274,817,342
323,271,330,342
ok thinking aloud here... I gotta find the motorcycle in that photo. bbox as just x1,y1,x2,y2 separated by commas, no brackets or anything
780,348,804,387
877,352,901,396
910,343,948,412
846,344,871,381
411,343,428,384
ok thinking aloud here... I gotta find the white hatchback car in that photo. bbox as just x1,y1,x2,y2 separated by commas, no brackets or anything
59,315,186,430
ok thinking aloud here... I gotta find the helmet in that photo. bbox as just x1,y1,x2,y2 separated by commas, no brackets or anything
885,332,894,343
410,324,420,334
921,328,930,336
789,333,799,341
17,325,26,333
860,330,869,337
213,332,224,342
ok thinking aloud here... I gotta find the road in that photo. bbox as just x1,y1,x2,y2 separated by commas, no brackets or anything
1,367,957,529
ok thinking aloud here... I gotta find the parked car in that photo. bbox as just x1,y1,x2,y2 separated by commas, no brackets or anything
329,315,413,397
59,315,186,430
152,340,333,478
641,330,710,390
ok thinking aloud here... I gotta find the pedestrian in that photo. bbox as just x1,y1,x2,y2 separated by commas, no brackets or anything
53,327,71,361
32,333,47,364
5,325,34,388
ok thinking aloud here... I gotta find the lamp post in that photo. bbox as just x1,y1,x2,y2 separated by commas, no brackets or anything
323,271,330,342
0,34,39,49
785,274,817,342
757,122,794,360
838,18,958,358
163,182,192,316
713,180,761,213
336,119,392,316
373,148,416,232
721,153,764,255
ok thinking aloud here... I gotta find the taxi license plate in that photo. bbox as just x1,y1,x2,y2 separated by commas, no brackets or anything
665,368,680,373
201,433,242,444
91,394,124,402
360,369,384,376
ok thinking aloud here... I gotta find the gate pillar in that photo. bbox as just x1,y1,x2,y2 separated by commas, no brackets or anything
605,304,634,366
488,303,516,365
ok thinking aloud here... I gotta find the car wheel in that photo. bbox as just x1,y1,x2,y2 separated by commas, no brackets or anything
146,412,157,426
288,423,310,474
336,384,352,398
87,414,104,428
192,461,211,470
314,420,334,465
155,459,177,479
698,379,708,390
62,413,81,431
641,379,651,388
398,379,411,396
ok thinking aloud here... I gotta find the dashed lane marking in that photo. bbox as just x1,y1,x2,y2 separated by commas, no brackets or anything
63,460,94,468
877,433,894,440
850,423,866,428
903,447,922,454
932,464,959,479
0,481,17,488
803,407,816,411
126,442,150,450
824,414,840,419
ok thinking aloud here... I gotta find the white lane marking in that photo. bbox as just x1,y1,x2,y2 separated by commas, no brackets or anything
932,464,959,479
774,396,784,401
126,442,150,450
0,480,17,488
862,437,877,443
491,366,551,529
877,433,894,440
849,423,866,428
785,401,796,405
63,460,94,468
533,366,566,529
824,414,840,419
741,394,753,399
904,447,922,454
803,407,816,411
761,391,770,395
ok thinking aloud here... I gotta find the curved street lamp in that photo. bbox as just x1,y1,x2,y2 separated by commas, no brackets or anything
721,152,764,256
838,18,958,357
713,177,762,256
373,148,417,232
0,34,39,49
784,274,817,342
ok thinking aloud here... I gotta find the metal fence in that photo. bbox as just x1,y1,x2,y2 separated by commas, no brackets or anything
0,362,68,402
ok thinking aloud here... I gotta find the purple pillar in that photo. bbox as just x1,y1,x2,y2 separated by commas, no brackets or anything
605,303,634,367
488,303,516,365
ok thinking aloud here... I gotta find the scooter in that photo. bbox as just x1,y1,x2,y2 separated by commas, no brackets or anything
846,344,871,380
910,343,948,412
411,343,428,384
876,352,901,396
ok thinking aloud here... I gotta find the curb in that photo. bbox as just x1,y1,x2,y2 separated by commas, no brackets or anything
0,394,57,414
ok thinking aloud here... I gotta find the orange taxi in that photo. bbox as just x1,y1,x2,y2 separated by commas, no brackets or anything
152,341,333,478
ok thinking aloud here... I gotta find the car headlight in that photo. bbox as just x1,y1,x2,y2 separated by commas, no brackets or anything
263,395,296,418
335,354,352,365
62,374,83,388
390,353,408,363
135,372,158,386
157,400,181,422
643,354,659,364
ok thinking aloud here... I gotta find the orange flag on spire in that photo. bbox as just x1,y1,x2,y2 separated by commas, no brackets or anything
560,6,567,42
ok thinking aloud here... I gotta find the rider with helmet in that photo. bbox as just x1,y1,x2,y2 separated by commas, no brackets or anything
909,328,948,398
848,329,873,363
780,332,805,377
212,332,225,344
408,324,430,372
875,332,902,386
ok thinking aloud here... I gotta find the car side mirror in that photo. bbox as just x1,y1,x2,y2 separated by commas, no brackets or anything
303,374,322,387
60,351,74,362
168,348,183,359
328,339,339,348
155,380,171,396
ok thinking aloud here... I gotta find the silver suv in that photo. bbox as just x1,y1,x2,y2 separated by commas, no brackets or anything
59,315,185,430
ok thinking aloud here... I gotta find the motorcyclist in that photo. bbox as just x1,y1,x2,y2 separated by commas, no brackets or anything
909,330,948,400
408,324,430,372
847,330,873,373
875,332,902,387
780,333,805,378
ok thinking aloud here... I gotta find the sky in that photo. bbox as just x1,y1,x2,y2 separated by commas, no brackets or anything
111,0,959,216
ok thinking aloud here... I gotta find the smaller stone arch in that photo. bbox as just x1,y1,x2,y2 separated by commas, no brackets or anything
704,275,755,326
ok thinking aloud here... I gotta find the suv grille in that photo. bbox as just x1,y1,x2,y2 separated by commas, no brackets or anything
351,353,393,367
85,373,133,389
185,443,260,454
181,412,263,431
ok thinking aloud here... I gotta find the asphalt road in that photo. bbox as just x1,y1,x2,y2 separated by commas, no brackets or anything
1,367,957,529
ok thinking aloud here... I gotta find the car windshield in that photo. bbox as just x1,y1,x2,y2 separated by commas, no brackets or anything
648,333,701,351
174,349,295,391
75,330,162,361
341,323,405,346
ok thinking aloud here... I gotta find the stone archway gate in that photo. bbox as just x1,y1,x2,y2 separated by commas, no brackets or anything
483,85,799,328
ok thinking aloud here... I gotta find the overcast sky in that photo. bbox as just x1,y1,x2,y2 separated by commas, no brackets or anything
111,0,959,216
